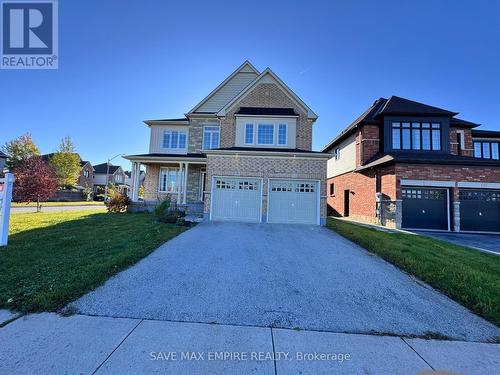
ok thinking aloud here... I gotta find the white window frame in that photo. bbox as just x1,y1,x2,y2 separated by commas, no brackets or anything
257,124,274,145
163,130,187,150
158,167,184,193
202,125,220,150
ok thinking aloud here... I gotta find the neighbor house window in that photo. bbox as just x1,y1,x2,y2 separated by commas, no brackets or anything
257,124,274,145
115,174,122,183
203,126,220,150
278,124,287,145
474,141,500,159
83,170,89,178
159,167,183,192
163,130,187,149
329,183,335,196
334,148,340,160
392,122,441,151
245,124,254,144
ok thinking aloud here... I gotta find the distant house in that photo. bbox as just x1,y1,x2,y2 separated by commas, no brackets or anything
124,170,145,196
93,163,128,198
41,153,94,190
0,151,7,172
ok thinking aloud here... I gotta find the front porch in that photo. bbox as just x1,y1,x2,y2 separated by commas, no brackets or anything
124,154,207,212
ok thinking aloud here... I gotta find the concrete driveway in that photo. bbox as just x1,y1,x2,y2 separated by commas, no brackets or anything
71,222,500,342
415,231,500,255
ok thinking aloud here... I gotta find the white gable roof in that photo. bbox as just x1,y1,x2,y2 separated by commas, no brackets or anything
189,61,259,114
217,68,318,120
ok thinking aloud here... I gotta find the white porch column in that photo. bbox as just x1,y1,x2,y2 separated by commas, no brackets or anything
177,162,182,205
132,162,141,202
130,162,137,201
183,162,189,205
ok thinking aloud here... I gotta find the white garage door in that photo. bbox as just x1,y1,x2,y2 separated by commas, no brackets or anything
268,180,319,224
211,177,261,222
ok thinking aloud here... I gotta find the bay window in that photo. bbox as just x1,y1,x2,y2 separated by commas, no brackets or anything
159,167,183,193
203,126,220,150
163,130,187,149
392,122,441,151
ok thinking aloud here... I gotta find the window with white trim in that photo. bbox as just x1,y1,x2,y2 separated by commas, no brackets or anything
163,130,187,149
203,126,220,150
245,124,254,144
257,124,274,145
278,124,287,145
159,167,183,193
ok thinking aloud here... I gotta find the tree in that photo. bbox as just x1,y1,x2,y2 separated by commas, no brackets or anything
49,136,81,188
1,133,40,171
13,157,58,212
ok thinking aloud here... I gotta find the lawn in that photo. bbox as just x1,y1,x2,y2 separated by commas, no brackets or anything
327,218,500,326
0,210,188,312
12,201,104,207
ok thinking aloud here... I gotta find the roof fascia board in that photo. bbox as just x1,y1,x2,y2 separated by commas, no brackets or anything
204,149,329,158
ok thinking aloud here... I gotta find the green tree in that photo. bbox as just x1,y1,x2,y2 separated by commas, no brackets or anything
49,136,81,188
1,133,40,171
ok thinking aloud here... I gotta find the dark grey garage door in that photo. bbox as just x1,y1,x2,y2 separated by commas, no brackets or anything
459,190,500,232
402,187,448,230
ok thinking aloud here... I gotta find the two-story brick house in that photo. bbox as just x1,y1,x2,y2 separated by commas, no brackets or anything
323,96,500,233
125,61,329,224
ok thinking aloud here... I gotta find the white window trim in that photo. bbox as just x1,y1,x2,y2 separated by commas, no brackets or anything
158,167,184,193
202,124,220,150
162,130,188,150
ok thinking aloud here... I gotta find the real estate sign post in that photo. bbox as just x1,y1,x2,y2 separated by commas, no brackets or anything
0,173,15,246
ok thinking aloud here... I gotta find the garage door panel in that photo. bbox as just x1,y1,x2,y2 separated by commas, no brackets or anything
459,190,500,232
268,180,318,224
211,178,261,222
402,187,448,230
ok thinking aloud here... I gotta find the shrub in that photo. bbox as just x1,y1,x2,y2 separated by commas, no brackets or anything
105,191,131,213
154,196,187,223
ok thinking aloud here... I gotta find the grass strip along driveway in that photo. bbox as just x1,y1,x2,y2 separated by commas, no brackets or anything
327,218,500,327
0,210,187,313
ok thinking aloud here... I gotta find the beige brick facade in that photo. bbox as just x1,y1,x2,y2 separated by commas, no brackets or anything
221,83,313,150
205,155,327,221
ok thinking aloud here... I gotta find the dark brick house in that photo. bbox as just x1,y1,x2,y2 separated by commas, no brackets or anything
323,96,500,233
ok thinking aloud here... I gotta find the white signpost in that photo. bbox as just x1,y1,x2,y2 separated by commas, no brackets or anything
0,173,15,246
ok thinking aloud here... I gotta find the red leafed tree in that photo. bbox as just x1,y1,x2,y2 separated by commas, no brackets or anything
13,156,58,212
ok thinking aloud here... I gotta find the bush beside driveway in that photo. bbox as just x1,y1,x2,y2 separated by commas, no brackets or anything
0,210,187,312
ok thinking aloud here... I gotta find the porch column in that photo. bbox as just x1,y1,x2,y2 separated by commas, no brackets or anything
130,162,139,201
133,162,141,201
183,162,189,205
177,162,182,205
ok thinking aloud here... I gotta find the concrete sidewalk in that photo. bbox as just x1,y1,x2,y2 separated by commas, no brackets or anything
0,313,498,375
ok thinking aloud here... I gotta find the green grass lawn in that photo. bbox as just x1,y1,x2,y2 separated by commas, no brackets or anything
327,218,500,326
12,201,104,207
0,210,188,312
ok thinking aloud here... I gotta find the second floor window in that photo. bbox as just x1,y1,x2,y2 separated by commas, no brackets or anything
163,130,187,149
203,126,220,149
474,141,499,160
278,124,287,145
334,148,340,160
83,170,89,178
245,124,254,144
392,122,441,151
115,174,123,183
257,124,274,145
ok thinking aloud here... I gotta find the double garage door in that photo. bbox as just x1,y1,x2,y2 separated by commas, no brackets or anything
211,177,318,224
401,187,500,232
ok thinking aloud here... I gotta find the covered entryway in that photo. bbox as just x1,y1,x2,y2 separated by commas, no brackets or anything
268,179,319,224
210,177,261,222
459,189,500,232
402,187,449,230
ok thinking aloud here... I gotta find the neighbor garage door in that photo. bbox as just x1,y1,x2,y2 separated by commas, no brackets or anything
402,187,448,230
459,189,500,232
211,177,261,222
268,180,319,224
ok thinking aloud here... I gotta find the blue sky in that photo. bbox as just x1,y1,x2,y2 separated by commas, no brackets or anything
1,0,499,168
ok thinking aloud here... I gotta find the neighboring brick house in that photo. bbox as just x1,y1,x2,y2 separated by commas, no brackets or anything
0,151,7,174
125,61,329,224
323,96,500,233
41,153,94,190
93,163,128,197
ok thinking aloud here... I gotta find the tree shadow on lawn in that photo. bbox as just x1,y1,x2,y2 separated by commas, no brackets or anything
0,212,186,313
